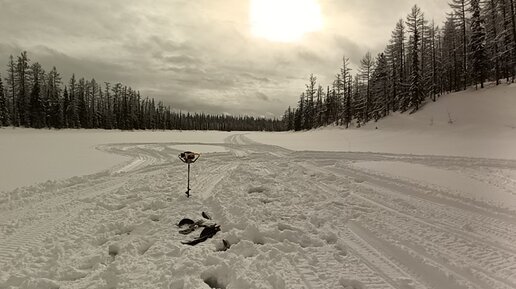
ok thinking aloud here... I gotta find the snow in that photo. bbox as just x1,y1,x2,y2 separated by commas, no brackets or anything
169,145,228,153
0,129,231,191
247,83,516,160
352,160,516,211
1,84,516,289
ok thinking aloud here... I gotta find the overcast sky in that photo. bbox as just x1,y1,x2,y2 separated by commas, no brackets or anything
0,0,450,117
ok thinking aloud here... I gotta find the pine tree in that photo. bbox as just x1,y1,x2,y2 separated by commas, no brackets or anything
359,52,374,121
29,69,44,128
304,74,316,129
386,19,407,112
0,77,10,126
5,56,17,126
429,20,442,100
340,57,353,128
332,74,343,125
485,0,501,84
371,53,390,120
449,0,471,89
46,66,63,128
499,0,516,81
470,0,487,88
15,51,31,126
406,5,424,112
315,85,324,128
353,75,365,125
511,0,516,81
419,14,431,99
283,106,293,130
323,86,331,125
67,74,80,128
294,93,304,131
29,63,46,128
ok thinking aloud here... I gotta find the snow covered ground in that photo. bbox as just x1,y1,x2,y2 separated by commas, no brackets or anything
1,84,516,289
0,129,232,191
248,83,516,160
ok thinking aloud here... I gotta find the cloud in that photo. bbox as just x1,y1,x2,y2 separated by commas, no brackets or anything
255,92,270,101
0,0,450,117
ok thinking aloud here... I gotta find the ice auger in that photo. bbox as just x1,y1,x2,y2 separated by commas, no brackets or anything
178,151,200,198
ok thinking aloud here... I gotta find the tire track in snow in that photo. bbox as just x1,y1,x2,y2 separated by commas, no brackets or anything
344,185,516,287
3,135,515,288
321,161,516,250
0,180,125,267
299,156,516,288
309,181,427,289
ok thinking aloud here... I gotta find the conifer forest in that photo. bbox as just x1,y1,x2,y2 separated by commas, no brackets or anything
0,52,283,131
283,2,516,131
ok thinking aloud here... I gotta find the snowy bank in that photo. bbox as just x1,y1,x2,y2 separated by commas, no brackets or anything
248,83,516,160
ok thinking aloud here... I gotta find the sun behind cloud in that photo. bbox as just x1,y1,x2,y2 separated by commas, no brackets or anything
250,0,323,42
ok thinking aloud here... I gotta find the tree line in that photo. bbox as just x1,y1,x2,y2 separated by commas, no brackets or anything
283,1,516,131
0,52,283,131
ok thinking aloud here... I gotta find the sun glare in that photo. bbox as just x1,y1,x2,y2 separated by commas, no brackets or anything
250,0,323,42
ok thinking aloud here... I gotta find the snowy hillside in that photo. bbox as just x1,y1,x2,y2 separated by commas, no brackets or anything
0,84,516,289
249,83,516,160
